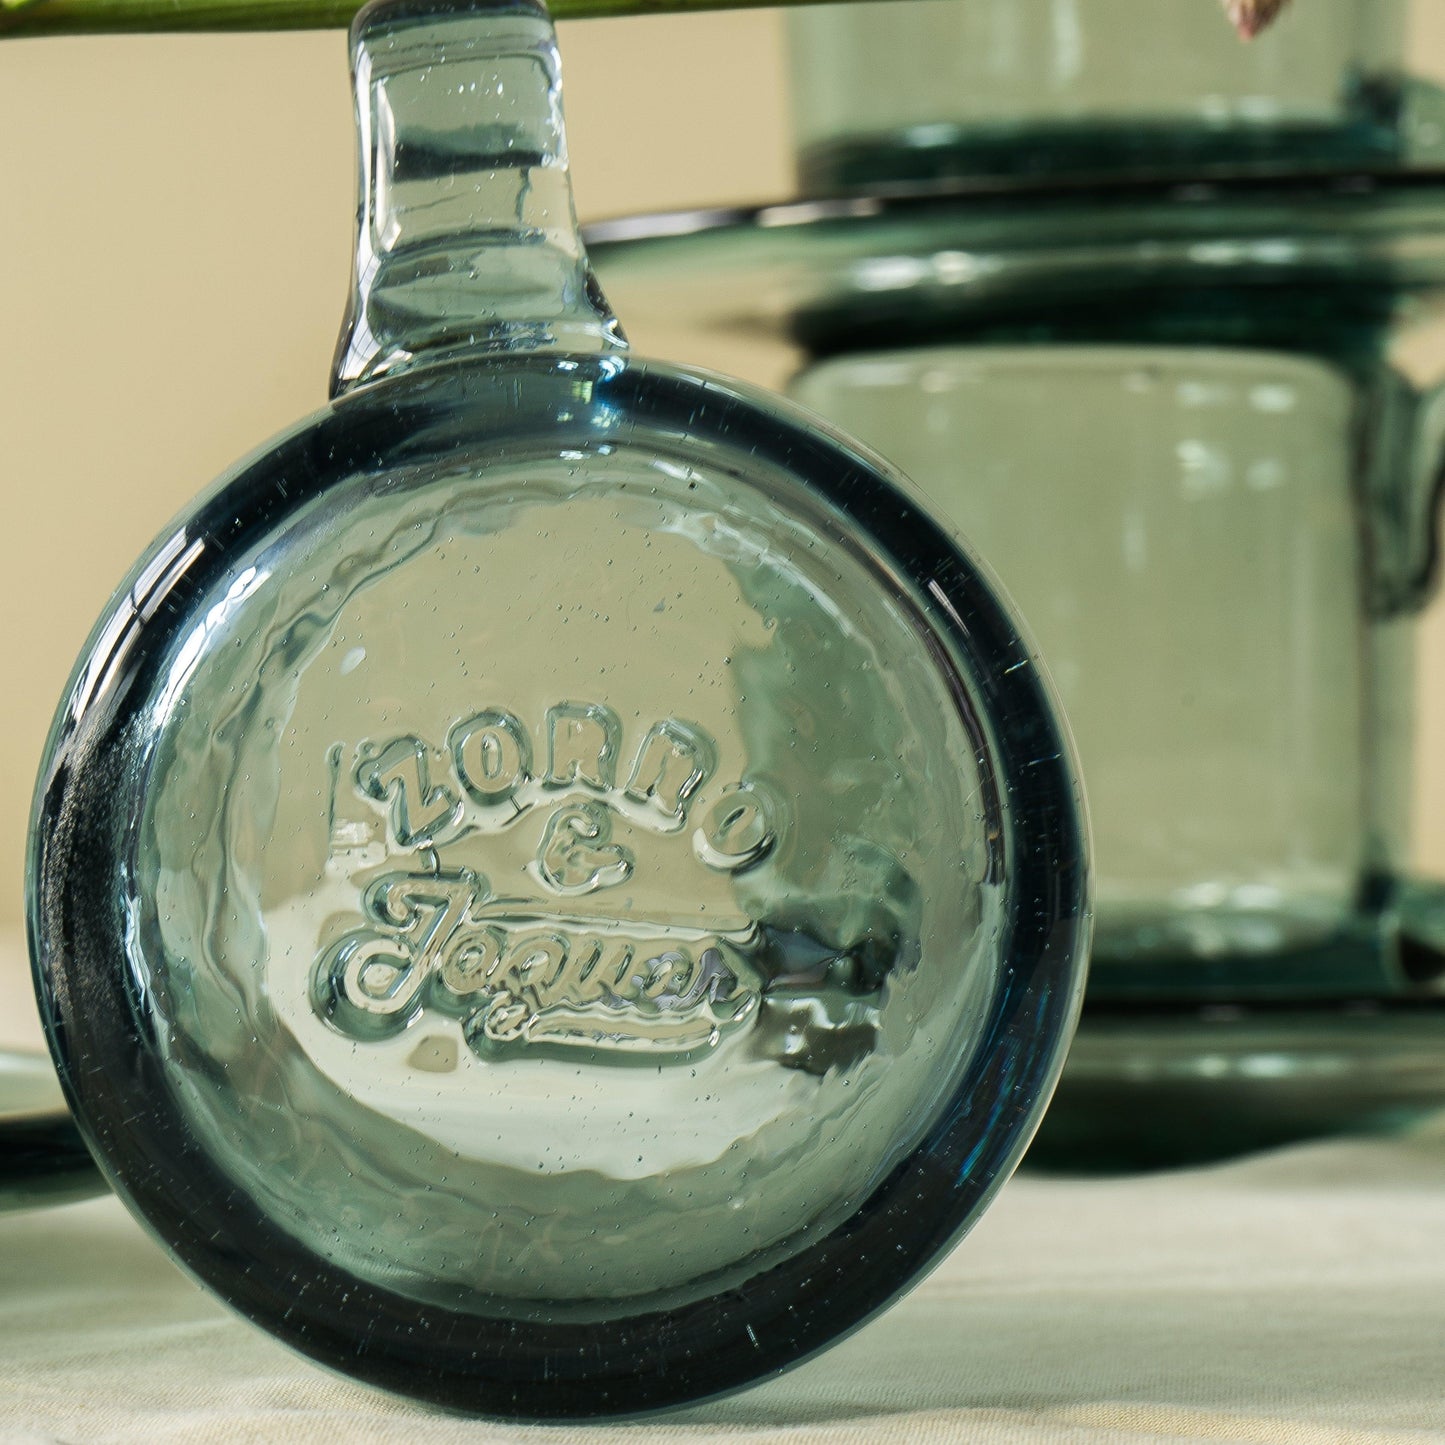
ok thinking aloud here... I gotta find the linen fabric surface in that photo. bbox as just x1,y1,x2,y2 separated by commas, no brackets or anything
4,937,1444,1444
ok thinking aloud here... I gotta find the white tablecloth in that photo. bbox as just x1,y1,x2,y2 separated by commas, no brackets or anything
6,931,1445,1444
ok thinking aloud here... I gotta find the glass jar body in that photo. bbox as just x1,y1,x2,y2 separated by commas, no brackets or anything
793,342,1439,999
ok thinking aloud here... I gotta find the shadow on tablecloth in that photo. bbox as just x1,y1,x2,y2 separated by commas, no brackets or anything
4,1120,1445,1443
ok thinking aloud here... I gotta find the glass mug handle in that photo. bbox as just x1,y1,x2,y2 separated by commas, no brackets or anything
1365,371,1445,964
1367,371,1445,618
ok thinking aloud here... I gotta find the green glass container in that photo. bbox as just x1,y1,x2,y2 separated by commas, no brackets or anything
587,0,1445,1166
22,0,1087,1414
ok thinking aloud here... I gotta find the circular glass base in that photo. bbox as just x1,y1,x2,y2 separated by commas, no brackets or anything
31,353,1086,1419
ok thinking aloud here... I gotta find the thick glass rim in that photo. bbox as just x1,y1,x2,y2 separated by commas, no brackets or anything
585,171,1445,362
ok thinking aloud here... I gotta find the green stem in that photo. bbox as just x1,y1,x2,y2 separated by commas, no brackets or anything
0,0,875,38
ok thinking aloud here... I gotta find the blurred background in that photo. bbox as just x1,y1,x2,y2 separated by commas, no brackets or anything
1,2,1444,938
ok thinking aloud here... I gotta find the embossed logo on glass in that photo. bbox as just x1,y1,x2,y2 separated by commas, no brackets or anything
312,701,780,1062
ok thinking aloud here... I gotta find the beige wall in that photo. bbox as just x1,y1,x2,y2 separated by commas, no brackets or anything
0,9,1442,927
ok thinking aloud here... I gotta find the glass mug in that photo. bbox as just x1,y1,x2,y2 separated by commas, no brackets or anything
22,0,1087,1418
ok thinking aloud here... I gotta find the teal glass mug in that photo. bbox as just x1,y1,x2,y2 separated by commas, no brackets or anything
16,0,1088,1419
